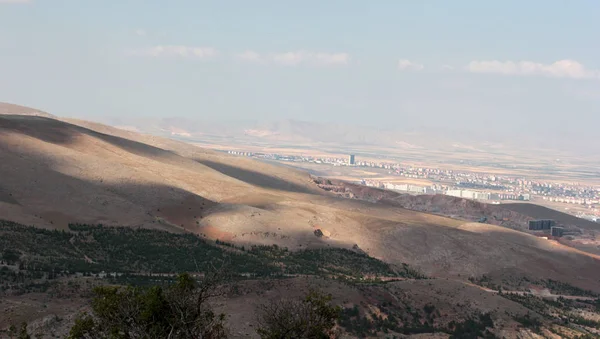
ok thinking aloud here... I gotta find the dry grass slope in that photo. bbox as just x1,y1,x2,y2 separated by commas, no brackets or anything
0,102,55,118
1,103,600,294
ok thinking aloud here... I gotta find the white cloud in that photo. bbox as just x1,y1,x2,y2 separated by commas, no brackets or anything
135,29,147,37
236,50,262,62
312,52,351,65
271,51,350,66
127,45,218,59
467,59,600,79
235,50,350,66
272,52,307,66
398,59,424,71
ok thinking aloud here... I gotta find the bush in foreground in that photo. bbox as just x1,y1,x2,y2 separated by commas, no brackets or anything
68,270,228,339
256,290,341,339
64,268,340,339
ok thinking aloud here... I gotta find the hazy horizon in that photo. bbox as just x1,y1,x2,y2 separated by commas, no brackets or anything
1,1,599,148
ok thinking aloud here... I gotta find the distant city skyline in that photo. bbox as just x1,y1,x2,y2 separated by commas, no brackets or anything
1,1,599,146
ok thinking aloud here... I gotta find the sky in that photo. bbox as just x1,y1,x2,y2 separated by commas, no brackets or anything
1,0,600,140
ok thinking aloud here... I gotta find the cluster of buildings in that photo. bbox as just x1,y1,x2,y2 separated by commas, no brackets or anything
446,190,530,201
362,182,531,202
381,182,437,194
540,196,600,205
227,150,254,157
576,214,600,222
223,149,600,213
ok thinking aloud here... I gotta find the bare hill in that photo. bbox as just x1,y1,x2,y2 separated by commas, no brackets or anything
385,194,532,229
0,102,55,118
1,106,600,293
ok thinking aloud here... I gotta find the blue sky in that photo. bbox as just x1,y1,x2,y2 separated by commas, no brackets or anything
1,0,599,136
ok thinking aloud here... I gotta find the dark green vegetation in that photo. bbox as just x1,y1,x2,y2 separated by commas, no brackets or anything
7,270,339,339
338,302,497,338
500,292,600,334
512,313,542,332
68,272,228,339
6,219,600,337
0,267,51,294
468,274,600,335
541,279,599,298
58,272,340,339
6,322,31,339
0,220,411,289
469,275,598,298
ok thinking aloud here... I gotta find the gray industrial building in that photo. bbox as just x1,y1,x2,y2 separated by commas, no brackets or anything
551,227,564,237
349,154,355,165
528,219,556,231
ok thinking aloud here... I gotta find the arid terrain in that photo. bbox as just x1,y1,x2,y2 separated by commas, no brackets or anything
2,275,573,338
2,103,600,337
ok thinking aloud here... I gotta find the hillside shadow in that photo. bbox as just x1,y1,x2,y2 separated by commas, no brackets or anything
0,141,352,250
196,159,315,194
502,202,600,231
0,183,20,205
0,158,218,232
0,115,178,161
1,115,324,196
473,229,600,293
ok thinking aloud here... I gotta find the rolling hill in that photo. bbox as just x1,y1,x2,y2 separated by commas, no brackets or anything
1,103,600,294
0,102,55,118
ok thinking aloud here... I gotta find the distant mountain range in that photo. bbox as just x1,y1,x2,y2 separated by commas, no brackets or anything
2,100,596,158
97,116,494,152
94,115,599,161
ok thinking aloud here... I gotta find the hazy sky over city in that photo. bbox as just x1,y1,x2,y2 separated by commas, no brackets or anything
1,0,599,136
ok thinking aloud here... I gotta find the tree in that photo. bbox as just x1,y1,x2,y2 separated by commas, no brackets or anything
7,322,31,339
2,249,21,265
17,323,31,339
256,289,341,339
68,270,229,339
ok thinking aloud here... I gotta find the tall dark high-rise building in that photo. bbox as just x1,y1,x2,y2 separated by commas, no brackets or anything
349,154,355,165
